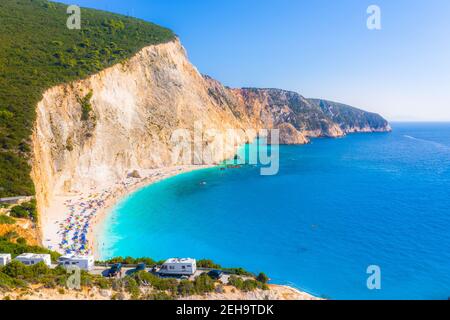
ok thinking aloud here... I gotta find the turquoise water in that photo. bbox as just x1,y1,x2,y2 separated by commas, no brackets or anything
100,123,450,300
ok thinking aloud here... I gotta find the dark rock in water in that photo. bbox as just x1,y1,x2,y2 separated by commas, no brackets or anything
128,170,141,179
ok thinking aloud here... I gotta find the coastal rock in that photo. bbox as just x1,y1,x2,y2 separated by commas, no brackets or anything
128,170,141,179
274,123,308,145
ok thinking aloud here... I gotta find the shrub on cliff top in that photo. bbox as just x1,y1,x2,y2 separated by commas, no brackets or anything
256,272,269,284
9,200,37,222
228,275,268,292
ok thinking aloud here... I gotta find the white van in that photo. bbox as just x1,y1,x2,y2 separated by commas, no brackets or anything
159,258,197,276
58,254,95,271
15,253,51,267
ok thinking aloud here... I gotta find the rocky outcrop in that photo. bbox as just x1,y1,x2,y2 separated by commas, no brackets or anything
309,99,391,133
230,88,391,144
31,38,390,212
230,88,345,143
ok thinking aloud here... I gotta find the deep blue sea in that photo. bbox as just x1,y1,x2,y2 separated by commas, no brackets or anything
99,123,450,299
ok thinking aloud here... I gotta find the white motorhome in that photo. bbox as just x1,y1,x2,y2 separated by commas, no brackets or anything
58,254,95,271
0,254,11,266
159,258,197,276
15,253,51,267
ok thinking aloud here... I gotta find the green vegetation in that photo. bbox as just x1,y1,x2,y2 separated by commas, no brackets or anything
9,200,37,222
129,271,216,298
78,90,94,121
228,275,269,292
197,259,221,269
0,0,175,197
0,215,15,225
9,207,28,219
0,239,60,262
0,240,269,299
0,259,105,290
256,272,269,284
1,231,19,241
16,238,27,245
99,256,160,266
1,261,62,288
197,259,254,276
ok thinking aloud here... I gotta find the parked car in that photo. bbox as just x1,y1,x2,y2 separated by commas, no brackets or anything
207,270,224,280
107,263,122,277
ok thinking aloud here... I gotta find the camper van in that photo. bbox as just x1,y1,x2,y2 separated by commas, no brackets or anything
0,254,11,266
15,253,51,267
159,258,197,276
58,254,95,271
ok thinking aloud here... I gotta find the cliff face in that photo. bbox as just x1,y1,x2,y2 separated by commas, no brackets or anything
31,38,390,210
31,39,253,208
230,88,344,144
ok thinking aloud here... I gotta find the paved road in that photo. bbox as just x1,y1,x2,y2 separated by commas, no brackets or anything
89,266,232,283
90,266,139,278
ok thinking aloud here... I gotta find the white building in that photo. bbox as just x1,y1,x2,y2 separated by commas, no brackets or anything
58,254,94,271
15,253,51,267
160,258,197,275
0,254,11,266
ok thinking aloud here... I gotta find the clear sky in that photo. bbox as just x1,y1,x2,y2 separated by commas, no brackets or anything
59,0,450,121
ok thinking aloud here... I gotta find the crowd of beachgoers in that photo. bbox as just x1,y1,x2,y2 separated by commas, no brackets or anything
55,175,155,255
51,167,201,256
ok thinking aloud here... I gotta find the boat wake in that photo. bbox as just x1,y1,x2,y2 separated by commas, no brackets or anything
403,135,450,151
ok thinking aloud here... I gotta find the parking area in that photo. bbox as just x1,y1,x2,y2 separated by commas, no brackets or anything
89,265,233,283
89,266,136,278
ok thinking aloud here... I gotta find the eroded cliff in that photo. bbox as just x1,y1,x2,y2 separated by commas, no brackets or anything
31,39,254,209
31,38,390,214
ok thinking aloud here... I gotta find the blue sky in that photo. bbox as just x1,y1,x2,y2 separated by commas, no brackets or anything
60,0,450,121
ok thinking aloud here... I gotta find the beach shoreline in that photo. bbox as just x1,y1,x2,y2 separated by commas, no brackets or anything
41,165,214,259
90,165,215,259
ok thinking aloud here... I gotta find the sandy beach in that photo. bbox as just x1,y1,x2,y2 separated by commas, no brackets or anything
40,165,213,259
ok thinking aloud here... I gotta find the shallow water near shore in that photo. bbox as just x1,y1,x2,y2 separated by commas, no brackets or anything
99,123,450,299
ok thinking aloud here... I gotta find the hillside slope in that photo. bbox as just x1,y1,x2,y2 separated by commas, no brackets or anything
0,0,175,197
